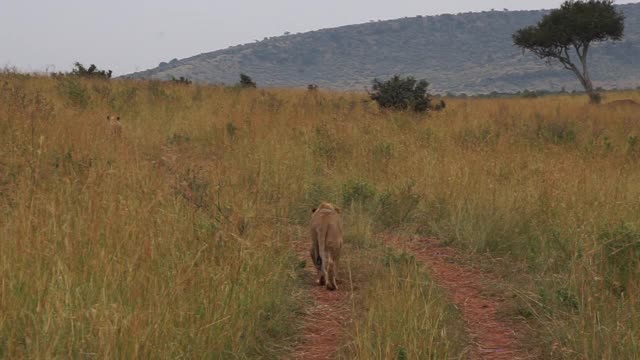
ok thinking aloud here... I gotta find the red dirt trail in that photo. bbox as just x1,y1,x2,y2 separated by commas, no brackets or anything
290,240,351,360
290,234,530,360
387,235,531,360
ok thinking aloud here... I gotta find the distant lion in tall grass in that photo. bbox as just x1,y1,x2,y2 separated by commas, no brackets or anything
310,202,343,291
106,115,122,137
600,99,640,110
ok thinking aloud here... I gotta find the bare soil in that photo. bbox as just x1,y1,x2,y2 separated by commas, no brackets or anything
290,234,531,360
290,240,351,360
387,235,532,360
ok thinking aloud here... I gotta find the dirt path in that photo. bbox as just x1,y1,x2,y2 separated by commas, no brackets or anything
387,236,530,360
290,240,352,360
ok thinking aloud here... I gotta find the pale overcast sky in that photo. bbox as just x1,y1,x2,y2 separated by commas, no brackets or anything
1,0,622,75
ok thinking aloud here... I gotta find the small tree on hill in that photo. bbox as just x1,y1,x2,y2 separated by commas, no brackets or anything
239,73,256,88
369,75,432,112
513,0,624,104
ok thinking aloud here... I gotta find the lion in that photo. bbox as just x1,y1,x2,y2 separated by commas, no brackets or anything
310,202,343,291
600,99,640,110
107,115,122,137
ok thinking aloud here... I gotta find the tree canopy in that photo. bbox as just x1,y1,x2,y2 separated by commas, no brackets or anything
513,0,624,103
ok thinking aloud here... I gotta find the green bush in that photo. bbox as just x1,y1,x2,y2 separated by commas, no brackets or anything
342,179,376,206
239,73,257,88
57,78,90,108
52,62,112,80
600,223,640,291
148,80,170,100
71,62,112,79
536,118,577,145
312,124,344,167
375,181,422,229
373,142,394,162
170,76,192,85
369,75,432,112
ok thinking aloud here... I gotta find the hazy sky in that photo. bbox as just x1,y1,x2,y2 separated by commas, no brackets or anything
0,0,611,75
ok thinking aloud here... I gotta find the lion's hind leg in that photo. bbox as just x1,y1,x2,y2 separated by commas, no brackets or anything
325,256,337,291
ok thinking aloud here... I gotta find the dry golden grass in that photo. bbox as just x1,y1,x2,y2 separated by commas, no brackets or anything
338,243,466,359
0,76,308,358
1,72,639,358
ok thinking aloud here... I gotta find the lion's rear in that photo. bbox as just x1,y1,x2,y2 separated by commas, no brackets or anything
310,203,343,291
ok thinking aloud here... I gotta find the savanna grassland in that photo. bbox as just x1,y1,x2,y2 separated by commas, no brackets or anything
1,73,639,359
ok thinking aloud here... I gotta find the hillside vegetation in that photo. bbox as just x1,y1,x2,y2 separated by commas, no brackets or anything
2,73,640,358
126,3,640,93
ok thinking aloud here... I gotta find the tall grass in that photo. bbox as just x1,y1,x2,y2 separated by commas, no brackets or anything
340,246,466,359
0,76,307,357
1,73,639,358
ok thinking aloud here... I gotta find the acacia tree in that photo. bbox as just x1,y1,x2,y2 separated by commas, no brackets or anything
513,0,624,104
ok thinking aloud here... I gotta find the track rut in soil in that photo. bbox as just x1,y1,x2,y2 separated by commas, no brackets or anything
387,236,531,360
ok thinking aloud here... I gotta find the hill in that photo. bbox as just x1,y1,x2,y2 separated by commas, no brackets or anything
125,3,640,94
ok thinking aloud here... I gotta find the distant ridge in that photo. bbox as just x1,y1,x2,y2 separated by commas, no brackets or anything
125,3,640,94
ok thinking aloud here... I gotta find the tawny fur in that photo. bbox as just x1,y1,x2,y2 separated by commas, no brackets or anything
310,202,343,291
107,115,122,137
600,99,640,109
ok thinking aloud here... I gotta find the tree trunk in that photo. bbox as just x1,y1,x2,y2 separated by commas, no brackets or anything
577,44,601,104
568,65,598,104
584,80,601,105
